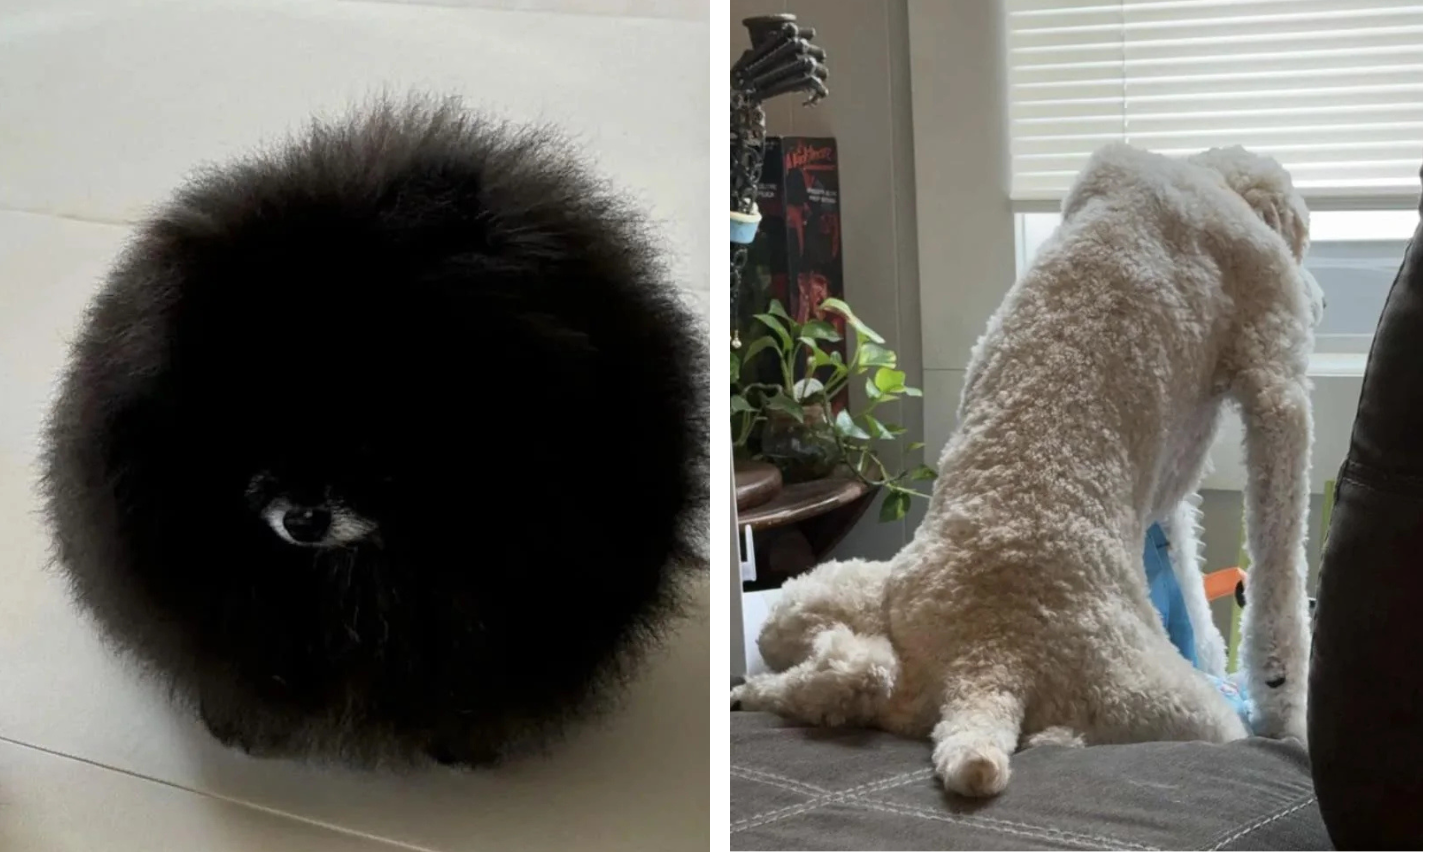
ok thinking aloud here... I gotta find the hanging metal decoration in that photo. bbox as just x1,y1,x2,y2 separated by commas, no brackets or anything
729,14,828,339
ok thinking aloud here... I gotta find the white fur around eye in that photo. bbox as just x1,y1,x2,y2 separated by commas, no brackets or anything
260,497,375,548
326,508,377,544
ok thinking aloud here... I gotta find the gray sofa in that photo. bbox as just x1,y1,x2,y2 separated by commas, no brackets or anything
731,711,1327,850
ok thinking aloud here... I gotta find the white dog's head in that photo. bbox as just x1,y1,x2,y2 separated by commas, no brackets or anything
1189,146,1323,328
1188,146,1310,263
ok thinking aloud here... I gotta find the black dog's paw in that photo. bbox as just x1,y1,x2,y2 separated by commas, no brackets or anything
427,740,501,768
199,702,260,754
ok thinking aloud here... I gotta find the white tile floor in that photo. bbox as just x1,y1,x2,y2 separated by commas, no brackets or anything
0,2,709,849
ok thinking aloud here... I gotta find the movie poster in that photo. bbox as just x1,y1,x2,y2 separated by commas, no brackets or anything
737,136,847,414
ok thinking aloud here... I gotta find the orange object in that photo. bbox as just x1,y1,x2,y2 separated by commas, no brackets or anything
1205,566,1247,602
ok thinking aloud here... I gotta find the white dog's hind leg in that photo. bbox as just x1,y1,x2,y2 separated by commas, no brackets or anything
1084,636,1249,746
731,624,897,727
1234,372,1313,741
753,558,890,672
931,672,1025,797
1163,495,1230,677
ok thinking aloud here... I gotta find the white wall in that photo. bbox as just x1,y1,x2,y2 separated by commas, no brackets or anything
906,0,1016,500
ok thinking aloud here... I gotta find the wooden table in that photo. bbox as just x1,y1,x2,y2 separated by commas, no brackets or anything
736,472,877,590
734,459,783,511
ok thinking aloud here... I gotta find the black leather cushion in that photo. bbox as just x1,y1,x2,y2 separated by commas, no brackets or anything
1307,201,1422,850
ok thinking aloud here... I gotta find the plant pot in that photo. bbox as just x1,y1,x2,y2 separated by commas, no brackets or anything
760,403,841,483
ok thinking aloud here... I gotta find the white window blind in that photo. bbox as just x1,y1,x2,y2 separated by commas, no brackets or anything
1004,0,1423,205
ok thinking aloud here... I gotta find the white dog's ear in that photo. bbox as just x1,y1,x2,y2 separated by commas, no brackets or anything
1189,147,1310,262
1240,187,1309,262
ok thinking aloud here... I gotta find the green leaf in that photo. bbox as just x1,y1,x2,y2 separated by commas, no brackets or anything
753,314,793,350
798,335,818,352
743,336,780,364
834,409,870,440
900,385,923,397
799,320,843,342
905,441,925,453
857,342,898,369
767,299,791,319
730,395,757,414
818,297,885,343
864,378,897,402
730,351,741,384
863,415,895,440
764,393,805,421
884,423,907,436
792,378,825,401
874,367,906,394
808,349,833,369
880,489,911,522
864,378,881,400
910,464,939,481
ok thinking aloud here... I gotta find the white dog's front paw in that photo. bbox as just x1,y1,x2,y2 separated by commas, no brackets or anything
1246,680,1308,742
1249,705,1307,743
933,736,1012,797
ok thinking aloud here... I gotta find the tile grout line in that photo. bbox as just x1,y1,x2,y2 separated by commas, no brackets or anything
0,734,439,852
0,207,137,228
330,0,706,24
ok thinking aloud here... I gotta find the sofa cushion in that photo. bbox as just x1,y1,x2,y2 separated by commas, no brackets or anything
731,712,1329,851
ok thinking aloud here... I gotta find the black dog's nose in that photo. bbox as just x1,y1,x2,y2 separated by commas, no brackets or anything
282,507,332,543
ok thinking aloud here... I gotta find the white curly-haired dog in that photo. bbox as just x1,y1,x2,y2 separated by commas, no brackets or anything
733,144,1322,797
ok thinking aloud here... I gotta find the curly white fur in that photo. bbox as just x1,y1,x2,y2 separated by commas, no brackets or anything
734,144,1319,797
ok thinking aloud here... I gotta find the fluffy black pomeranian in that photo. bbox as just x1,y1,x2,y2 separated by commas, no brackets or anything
43,98,705,767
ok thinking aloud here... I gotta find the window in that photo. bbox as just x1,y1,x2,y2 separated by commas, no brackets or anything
1003,0,1421,365
1003,0,1421,203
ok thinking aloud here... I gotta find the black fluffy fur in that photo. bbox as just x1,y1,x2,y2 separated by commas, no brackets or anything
43,98,706,767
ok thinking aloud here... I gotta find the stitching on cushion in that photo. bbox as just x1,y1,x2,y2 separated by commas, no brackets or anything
861,799,1160,851
731,769,932,833
855,801,1143,851
1206,796,1317,850
731,765,830,796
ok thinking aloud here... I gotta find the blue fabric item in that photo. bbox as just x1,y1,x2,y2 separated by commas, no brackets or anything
1144,522,1252,731
1143,523,1197,667
1204,673,1255,734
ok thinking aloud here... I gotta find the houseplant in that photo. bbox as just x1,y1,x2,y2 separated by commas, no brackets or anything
731,297,935,521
